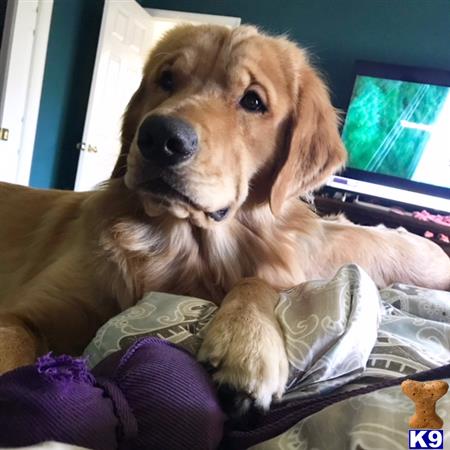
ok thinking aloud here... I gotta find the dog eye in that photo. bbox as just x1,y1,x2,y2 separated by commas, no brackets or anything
158,70,174,92
240,90,267,113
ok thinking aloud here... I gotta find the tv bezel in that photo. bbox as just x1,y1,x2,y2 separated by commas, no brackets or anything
340,60,450,202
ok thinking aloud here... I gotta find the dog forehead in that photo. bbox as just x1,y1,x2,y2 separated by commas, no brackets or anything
155,24,260,55
148,25,300,82
147,25,231,67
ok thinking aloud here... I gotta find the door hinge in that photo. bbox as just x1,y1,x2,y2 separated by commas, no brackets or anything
0,128,9,141
77,142,98,153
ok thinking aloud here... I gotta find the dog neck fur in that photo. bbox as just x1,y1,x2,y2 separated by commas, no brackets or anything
92,180,320,307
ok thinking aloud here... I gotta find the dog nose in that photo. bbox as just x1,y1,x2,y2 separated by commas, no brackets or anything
137,115,198,167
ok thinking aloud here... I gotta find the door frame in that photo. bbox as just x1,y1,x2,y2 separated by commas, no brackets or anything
0,0,53,185
145,8,240,27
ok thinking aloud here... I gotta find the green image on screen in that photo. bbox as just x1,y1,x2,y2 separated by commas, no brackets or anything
341,76,450,188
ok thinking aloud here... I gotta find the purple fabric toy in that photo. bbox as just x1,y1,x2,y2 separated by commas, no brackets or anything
0,337,225,450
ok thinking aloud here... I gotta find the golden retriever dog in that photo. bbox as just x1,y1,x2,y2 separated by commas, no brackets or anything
1,24,449,410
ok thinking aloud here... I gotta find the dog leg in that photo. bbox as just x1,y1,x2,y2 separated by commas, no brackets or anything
0,314,45,374
0,273,117,374
198,277,289,416
323,221,450,290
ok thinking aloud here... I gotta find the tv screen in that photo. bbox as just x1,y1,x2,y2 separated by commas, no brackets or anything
328,61,450,213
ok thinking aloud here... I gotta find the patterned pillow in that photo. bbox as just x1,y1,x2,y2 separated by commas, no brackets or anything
84,264,381,397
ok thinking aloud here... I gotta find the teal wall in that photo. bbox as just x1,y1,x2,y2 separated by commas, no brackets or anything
29,0,450,189
30,0,103,189
0,1,6,45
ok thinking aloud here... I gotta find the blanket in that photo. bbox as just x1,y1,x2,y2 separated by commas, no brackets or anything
83,265,450,449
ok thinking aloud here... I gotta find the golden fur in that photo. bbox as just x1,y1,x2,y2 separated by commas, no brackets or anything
1,25,449,406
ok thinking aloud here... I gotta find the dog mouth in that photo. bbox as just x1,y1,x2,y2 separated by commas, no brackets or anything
139,178,229,222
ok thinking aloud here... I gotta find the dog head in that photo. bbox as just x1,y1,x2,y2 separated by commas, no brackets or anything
114,25,346,227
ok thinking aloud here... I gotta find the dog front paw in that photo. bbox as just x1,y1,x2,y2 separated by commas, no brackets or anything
197,287,289,416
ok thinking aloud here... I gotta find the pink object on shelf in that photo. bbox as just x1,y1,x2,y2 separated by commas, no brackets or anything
423,230,450,243
412,210,450,227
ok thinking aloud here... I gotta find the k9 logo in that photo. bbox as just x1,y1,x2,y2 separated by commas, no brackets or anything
409,430,443,449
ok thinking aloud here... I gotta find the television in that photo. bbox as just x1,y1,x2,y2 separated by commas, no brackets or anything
327,60,450,213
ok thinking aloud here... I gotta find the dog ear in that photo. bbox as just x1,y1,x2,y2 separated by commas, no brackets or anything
270,66,347,215
111,80,147,178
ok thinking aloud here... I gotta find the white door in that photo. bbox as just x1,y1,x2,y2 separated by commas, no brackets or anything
0,0,53,185
74,1,240,191
74,0,154,191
